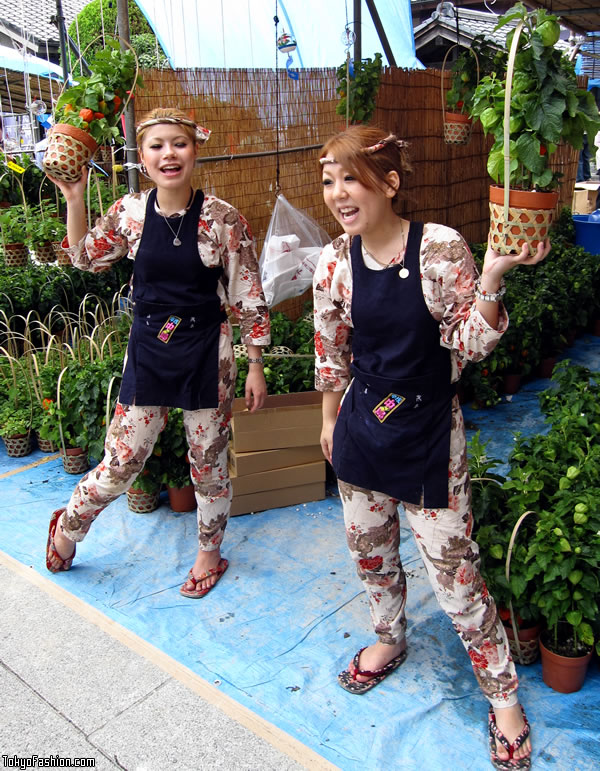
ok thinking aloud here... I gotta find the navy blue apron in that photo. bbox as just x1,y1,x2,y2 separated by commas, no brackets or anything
331,222,455,508
119,188,227,410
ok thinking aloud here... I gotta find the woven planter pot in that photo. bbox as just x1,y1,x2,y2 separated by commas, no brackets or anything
443,112,473,145
42,124,98,183
504,623,541,665
51,241,71,266
489,186,558,255
33,242,55,264
127,487,161,513
3,243,28,267
36,433,59,453
60,446,89,474
2,433,33,457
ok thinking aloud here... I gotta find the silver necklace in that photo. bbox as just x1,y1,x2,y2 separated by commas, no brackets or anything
158,189,194,247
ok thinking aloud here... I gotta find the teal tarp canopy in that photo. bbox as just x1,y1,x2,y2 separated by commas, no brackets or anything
134,0,423,70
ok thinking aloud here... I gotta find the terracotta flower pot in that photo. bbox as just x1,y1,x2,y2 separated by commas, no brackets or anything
489,186,558,255
42,123,99,183
61,446,89,474
2,243,28,267
443,112,473,145
167,484,196,512
127,486,160,513
538,356,557,379
2,433,33,457
540,636,593,694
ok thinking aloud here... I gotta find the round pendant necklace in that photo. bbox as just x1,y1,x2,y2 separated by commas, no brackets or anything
362,223,409,278
158,189,194,247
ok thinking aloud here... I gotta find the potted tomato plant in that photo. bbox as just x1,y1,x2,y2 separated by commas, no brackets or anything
469,2,600,253
159,409,195,512
43,40,142,183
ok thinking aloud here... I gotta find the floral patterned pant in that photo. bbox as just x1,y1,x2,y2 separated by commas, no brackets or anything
59,399,233,552
337,400,519,708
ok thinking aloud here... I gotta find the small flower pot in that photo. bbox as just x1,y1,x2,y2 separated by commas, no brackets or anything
167,484,196,512
540,635,593,694
502,373,521,395
504,622,541,665
127,487,160,513
61,446,89,474
443,112,473,145
36,433,59,453
42,123,99,183
33,242,55,264
2,243,28,267
538,356,557,379
2,433,33,457
51,241,71,265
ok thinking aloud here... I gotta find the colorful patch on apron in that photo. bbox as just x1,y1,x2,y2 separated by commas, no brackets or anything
373,393,405,423
157,315,182,343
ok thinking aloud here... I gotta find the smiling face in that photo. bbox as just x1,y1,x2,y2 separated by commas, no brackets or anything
321,162,397,238
139,124,197,191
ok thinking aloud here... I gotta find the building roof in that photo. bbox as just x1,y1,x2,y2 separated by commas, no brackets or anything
0,0,88,55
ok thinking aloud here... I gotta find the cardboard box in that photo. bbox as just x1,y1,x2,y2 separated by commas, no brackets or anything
572,183,599,215
230,481,325,517
231,391,322,452
229,443,324,476
230,459,325,496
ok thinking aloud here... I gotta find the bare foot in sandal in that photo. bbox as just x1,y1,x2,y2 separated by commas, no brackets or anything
180,549,228,598
490,703,532,769
350,640,407,683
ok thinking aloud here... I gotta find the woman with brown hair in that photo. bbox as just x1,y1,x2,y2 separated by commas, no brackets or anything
45,108,269,598
313,125,550,769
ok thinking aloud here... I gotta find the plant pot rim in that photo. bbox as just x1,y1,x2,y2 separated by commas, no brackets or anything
540,628,593,659
445,111,472,123
50,123,99,153
489,185,559,209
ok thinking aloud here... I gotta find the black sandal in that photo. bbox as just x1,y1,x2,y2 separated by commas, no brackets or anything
337,646,407,694
488,706,532,770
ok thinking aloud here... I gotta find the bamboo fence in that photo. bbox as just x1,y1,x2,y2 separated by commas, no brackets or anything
134,66,579,254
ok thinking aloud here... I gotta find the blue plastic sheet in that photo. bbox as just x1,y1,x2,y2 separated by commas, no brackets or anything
1,337,600,770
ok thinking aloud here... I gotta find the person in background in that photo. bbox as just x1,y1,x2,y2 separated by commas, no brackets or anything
45,108,269,598
313,125,550,770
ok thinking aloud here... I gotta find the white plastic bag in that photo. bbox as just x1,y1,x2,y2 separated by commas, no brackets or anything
259,194,331,307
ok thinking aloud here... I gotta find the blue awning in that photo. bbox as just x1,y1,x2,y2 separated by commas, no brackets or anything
134,0,423,70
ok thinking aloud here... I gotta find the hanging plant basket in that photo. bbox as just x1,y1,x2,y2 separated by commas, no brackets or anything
43,124,99,183
2,432,33,457
33,241,55,264
443,112,473,145
2,242,28,267
441,45,479,146
127,486,160,513
489,186,558,256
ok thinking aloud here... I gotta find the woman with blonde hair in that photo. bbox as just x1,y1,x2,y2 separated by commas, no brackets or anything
314,124,550,769
46,108,269,598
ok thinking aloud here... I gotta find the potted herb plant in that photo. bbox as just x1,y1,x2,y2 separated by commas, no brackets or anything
43,40,141,183
0,204,29,267
127,448,162,513
0,357,33,457
27,204,65,264
469,2,600,254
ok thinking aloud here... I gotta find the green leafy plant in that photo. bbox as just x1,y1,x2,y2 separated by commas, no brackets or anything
54,40,142,146
158,409,192,489
445,36,501,115
336,53,383,124
130,447,162,493
470,2,600,191
26,205,67,246
0,205,28,244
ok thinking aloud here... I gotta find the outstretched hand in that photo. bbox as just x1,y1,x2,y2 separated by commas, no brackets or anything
482,236,551,284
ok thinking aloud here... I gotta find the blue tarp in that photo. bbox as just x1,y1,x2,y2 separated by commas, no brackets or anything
1,335,600,769
133,0,424,70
